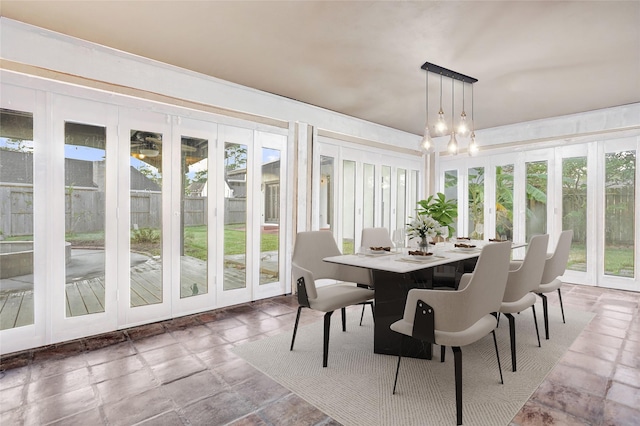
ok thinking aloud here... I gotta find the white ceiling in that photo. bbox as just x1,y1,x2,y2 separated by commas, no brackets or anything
2,1,639,135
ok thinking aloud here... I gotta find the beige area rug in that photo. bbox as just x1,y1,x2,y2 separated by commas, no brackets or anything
233,302,594,426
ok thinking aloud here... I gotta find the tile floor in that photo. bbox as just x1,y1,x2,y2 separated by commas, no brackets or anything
0,283,638,425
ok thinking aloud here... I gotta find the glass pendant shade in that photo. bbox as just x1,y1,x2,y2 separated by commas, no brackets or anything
436,109,447,134
458,111,469,136
468,132,478,156
447,132,458,154
419,126,435,153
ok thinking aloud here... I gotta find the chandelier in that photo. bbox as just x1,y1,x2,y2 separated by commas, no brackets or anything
418,62,478,156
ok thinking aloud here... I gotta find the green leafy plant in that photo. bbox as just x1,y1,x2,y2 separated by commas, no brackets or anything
131,227,160,244
416,192,458,238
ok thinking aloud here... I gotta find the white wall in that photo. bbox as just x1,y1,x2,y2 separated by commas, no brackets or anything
0,18,421,150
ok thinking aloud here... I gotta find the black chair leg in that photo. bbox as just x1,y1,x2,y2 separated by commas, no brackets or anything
290,306,303,351
532,305,541,347
558,288,566,324
539,293,550,340
491,330,504,385
505,313,516,372
341,307,346,332
359,305,366,326
453,346,462,426
441,345,446,362
323,311,334,367
393,335,405,394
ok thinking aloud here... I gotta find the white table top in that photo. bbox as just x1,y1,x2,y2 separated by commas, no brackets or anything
324,240,525,274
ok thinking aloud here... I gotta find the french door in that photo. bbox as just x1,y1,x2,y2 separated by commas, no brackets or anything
313,137,421,254
216,125,288,307
438,137,639,291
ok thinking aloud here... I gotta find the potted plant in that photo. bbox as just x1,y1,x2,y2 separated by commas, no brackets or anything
416,192,458,239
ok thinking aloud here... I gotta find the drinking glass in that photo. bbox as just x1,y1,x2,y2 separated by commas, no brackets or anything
392,229,405,252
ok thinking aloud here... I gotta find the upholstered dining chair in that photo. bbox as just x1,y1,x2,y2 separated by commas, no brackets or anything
390,241,512,425
361,227,394,249
290,231,375,367
535,229,573,340
499,234,549,372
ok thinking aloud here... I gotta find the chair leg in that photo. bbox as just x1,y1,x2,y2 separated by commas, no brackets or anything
323,311,334,367
453,346,462,426
532,305,541,347
539,293,550,340
505,313,516,372
558,288,566,324
359,304,366,326
441,345,446,362
341,307,346,332
393,335,405,394
491,330,504,385
290,306,303,351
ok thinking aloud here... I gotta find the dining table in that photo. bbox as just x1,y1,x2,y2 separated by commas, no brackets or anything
324,240,526,360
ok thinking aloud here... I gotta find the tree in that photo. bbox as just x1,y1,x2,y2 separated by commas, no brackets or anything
224,144,247,171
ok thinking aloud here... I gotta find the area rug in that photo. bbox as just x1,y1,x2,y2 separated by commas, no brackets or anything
233,303,594,426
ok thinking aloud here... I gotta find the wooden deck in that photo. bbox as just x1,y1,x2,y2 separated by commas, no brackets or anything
0,253,279,330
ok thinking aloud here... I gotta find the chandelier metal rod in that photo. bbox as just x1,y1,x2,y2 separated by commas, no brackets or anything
421,61,478,84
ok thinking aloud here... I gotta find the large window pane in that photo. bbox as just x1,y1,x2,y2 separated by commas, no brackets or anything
64,122,107,317
562,157,587,272
224,142,248,290
130,130,163,306
0,109,35,329
495,164,514,241
604,151,635,277
468,167,484,239
319,156,334,230
260,148,280,285
526,161,547,241
342,160,356,254
363,163,375,229
181,136,208,298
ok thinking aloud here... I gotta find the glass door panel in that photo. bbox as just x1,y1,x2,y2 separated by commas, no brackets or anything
342,160,356,254
562,157,588,272
319,156,335,230
495,164,514,241
443,170,458,237
129,130,164,307
604,150,635,278
396,168,407,232
363,163,375,228
64,122,107,317
0,109,35,330
180,136,209,298
223,141,249,291
468,167,485,239
525,160,548,241
260,147,280,285
381,166,391,230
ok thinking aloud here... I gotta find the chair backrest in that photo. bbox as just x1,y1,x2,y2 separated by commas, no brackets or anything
503,234,549,302
442,241,512,332
361,228,393,248
291,230,371,286
540,230,573,285
292,231,342,281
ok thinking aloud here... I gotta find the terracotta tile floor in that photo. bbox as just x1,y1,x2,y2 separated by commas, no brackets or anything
0,283,638,425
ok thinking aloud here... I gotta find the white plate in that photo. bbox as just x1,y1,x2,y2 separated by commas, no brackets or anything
455,247,479,252
365,250,392,256
399,255,437,263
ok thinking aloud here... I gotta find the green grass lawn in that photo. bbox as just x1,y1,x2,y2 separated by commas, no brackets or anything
6,231,633,276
